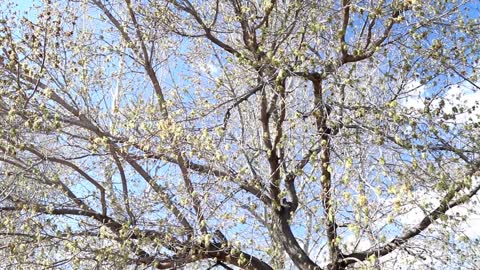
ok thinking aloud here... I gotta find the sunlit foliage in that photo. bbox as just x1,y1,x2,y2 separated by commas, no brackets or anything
0,0,479,269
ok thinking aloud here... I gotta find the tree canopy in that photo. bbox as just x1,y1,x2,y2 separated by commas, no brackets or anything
0,0,479,269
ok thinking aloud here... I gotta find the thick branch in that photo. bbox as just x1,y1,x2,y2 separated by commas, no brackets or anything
172,0,239,55
273,213,322,270
312,78,340,267
20,144,107,216
124,154,194,234
109,144,136,224
340,167,480,268
177,153,207,234
124,0,168,114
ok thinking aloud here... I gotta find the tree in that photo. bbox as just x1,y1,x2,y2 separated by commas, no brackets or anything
0,0,479,269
